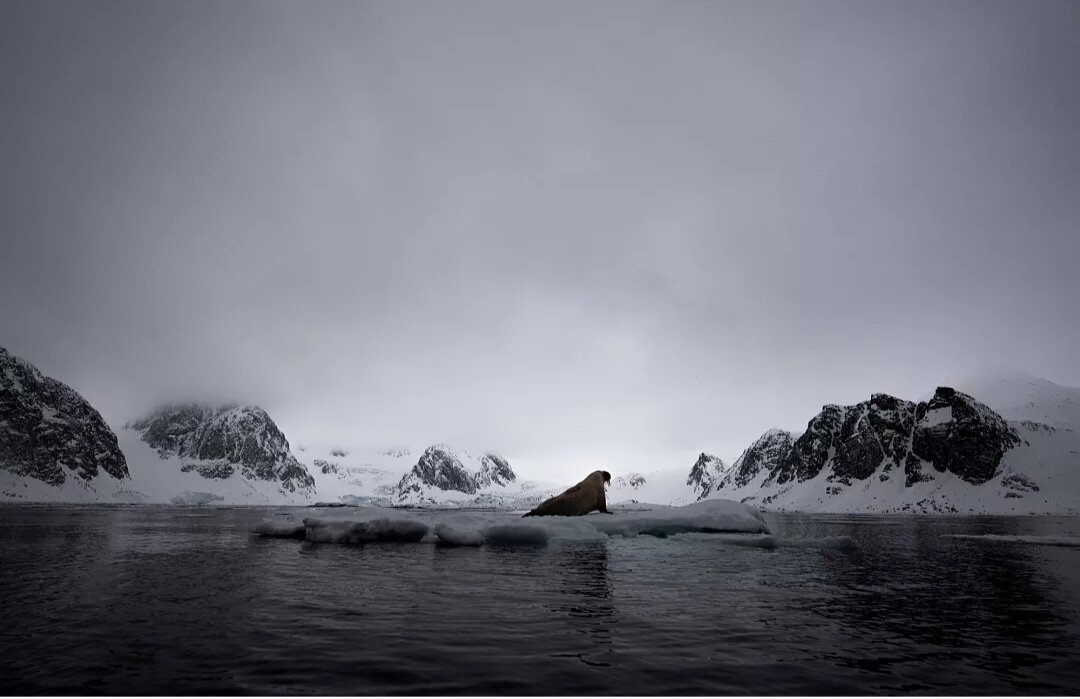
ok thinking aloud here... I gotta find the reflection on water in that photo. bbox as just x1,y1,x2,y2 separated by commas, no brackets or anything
1,506,1079,694
545,543,615,668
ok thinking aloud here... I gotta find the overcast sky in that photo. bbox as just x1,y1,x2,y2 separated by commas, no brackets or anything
2,0,1078,480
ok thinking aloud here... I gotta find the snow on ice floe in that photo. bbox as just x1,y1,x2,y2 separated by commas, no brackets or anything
254,499,769,547
945,534,1080,548
170,490,225,506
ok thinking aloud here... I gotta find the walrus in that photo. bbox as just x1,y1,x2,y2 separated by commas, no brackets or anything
522,470,612,517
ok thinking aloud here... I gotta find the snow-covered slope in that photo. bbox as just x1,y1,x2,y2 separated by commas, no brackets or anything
299,445,411,505
116,428,315,505
120,403,316,503
957,369,1080,429
605,468,700,507
706,381,1080,514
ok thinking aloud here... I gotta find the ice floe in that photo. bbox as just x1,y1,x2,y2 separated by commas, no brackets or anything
254,499,769,547
170,490,225,506
945,534,1080,547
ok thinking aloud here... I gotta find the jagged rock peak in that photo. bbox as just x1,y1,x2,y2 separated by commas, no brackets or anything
406,444,479,494
757,387,1019,490
127,402,314,493
0,346,129,485
724,429,796,492
477,452,516,488
395,445,518,503
686,453,727,499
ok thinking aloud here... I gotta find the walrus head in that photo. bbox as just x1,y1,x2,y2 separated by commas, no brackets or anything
602,471,611,484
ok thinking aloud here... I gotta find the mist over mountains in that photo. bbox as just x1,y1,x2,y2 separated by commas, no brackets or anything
3,345,1076,514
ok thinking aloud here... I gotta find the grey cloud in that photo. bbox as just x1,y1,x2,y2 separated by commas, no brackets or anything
2,0,1078,479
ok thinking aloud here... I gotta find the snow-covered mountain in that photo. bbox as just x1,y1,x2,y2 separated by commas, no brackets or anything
706,382,1080,514
298,442,557,509
685,453,728,499
122,403,316,502
605,468,700,506
392,445,554,508
957,368,1080,430
300,445,412,506
0,347,134,501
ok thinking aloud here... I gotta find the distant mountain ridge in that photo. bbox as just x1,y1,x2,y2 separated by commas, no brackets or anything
393,445,521,505
5,342,1077,513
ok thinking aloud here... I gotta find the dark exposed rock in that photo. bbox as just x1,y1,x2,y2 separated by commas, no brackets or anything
395,445,517,502
831,394,918,483
128,403,314,493
476,453,516,488
904,452,933,487
722,430,794,491
911,388,1021,485
0,346,128,485
1001,473,1040,493
714,385,1022,498
771,405,847,486
180,461,235,479
407,445,477,494
686,453,727,498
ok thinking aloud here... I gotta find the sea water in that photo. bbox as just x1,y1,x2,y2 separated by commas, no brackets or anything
1,505,1079,694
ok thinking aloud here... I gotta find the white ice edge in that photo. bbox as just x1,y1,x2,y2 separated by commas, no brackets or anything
945,533,1080,547
254,499,769,546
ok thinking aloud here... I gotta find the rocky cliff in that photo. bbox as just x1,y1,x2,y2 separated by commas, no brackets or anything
0,346,128,486
699,386,1067,513
685,453,726,499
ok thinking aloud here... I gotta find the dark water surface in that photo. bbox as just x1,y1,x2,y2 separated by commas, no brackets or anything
2,506,1080,695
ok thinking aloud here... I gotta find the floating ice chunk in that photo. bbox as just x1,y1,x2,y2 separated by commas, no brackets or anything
590,498,770,538
170,490,225,506
254,499,768,547
945,534,1080,547
432,522,486,547
305,517,430,544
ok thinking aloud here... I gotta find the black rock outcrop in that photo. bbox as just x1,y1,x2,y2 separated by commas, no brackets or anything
721,430,795,491
686,453,727,498
712,387,1021,496
0,347,128,485
911,387,1021,484
476,453,516,488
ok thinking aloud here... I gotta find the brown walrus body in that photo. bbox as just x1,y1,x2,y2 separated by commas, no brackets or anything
522,470,612,517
